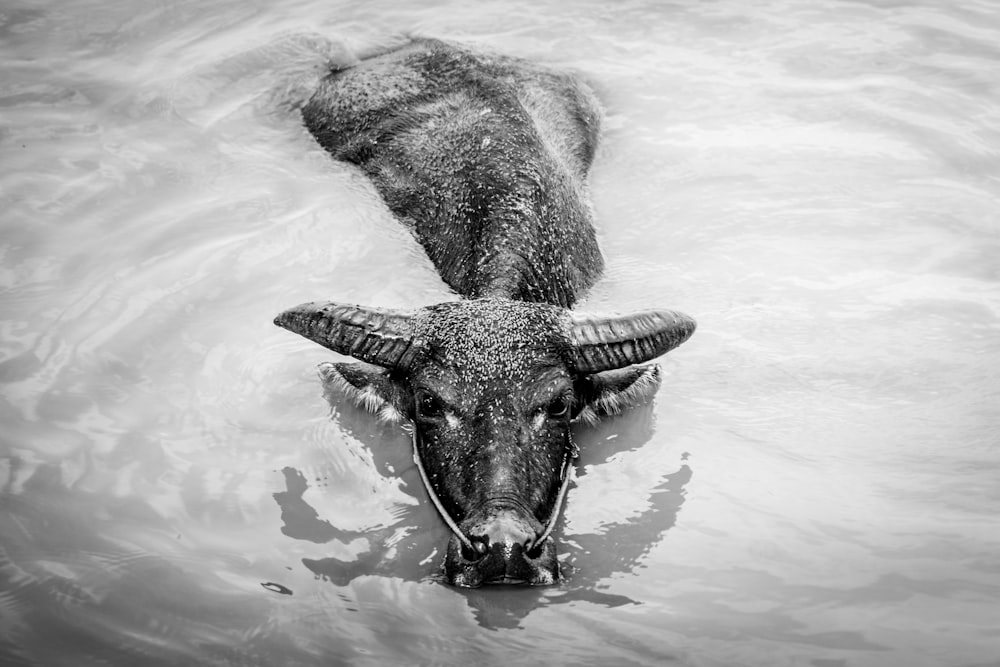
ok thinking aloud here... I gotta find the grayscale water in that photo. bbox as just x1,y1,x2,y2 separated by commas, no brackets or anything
2,0,998,665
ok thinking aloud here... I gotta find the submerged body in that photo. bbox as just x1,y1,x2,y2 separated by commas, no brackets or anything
301,38,603,307
277,39,695,587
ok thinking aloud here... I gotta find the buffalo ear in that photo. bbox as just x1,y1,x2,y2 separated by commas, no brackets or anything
573,363,661,426
319,361,411,423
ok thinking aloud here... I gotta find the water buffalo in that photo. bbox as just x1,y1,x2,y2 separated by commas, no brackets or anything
275,38,696,587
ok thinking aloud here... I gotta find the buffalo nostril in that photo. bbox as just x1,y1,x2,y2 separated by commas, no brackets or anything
466,509,541,560
462,537,489,561
525,539,543,560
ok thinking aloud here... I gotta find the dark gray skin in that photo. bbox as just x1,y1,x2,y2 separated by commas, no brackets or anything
276,39,696,587
301,38,603,307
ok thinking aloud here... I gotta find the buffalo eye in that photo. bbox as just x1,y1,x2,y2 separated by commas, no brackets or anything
546,395,570,419
416,390,445,419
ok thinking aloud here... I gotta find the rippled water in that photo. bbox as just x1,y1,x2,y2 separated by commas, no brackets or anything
2,0,999,665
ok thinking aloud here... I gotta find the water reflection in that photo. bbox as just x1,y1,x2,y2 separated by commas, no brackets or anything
270,370,692,628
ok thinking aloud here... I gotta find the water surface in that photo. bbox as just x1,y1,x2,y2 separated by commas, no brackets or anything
2,0,999,665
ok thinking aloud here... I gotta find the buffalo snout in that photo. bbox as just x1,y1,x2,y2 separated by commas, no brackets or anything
444,506,559,587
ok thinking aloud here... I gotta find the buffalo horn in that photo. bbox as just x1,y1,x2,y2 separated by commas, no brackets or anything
274,301,419,368
570,310,696,373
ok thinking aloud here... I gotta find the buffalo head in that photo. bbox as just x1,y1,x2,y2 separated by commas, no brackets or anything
275,297,695,587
